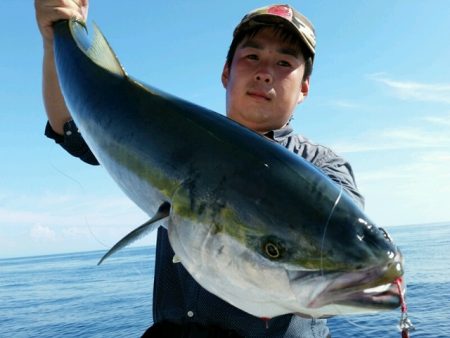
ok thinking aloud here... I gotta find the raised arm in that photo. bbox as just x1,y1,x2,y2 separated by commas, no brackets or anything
35,0,89,134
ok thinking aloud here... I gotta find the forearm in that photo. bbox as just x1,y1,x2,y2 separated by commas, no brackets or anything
42,42,72,135
36,0,89,135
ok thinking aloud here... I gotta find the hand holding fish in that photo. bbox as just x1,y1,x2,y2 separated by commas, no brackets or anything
35,0,89,46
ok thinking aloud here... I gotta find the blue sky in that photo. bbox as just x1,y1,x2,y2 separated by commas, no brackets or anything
1,1,449,259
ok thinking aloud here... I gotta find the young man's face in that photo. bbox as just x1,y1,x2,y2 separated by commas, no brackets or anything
222,27,310,133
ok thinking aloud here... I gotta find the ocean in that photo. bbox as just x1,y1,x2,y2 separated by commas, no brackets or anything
1,223,449,338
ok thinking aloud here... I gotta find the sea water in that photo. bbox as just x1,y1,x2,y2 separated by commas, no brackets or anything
1,223,449,337
327,223,450,338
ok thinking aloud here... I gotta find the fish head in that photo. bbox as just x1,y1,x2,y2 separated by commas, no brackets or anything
167,180,404,318
284,197,405,318
254,190,405,318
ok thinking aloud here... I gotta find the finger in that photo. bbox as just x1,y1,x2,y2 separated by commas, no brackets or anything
54,7,86,24
81,0,89,20
64,0,89,21
37,0,80,10
68,0,86,11
65,0,89,18
38,0,83,17
35,0,88,42
38,6,84,40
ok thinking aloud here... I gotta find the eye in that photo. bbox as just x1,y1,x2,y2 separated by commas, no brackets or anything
265,242,280,258
246,54,259,61
277,60,292,67
262,239,284,260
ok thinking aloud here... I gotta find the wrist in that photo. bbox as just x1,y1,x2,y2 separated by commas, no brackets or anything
43,40,54,54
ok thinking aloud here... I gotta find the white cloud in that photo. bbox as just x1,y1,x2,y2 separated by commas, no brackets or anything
422,114,450,127
61,226,91,238
329,99,361,109
358,150,450,226
358,150,450,182
0,190,154,255
0,191,144,227
332,106,450,155
325,98,450,225
369,73,450,104
30,223,57,241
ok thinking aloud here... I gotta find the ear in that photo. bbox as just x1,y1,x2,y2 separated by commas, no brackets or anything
297,77,310,104
221,63,230,88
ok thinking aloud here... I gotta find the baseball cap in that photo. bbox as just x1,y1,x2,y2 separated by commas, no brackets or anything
233,4,316,58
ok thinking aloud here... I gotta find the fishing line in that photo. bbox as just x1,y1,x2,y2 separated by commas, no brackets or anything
396,277,415,337
320,182,343,275
319,181,348,323
51,153,151,279
50,159,108,249
83,215,109,248
318,182,363,330
50,162,86,191
318,181,409,335
319,182,375,331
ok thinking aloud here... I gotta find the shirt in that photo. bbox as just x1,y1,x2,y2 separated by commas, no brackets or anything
45,121,364,337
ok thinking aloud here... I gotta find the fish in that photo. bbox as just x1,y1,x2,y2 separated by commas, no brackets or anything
52,19,404,318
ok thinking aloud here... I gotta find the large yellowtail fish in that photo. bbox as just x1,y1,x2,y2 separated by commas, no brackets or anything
52,19,404,319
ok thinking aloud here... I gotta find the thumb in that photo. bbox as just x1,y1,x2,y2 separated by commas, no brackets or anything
80,0,89,21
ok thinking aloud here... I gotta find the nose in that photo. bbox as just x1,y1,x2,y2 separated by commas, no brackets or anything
254,66,273,84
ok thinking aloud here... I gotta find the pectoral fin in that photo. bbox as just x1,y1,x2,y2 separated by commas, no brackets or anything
98,202,170,265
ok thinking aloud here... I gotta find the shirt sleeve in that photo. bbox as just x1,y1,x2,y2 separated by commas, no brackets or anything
45,120,100,166
314,148,365,209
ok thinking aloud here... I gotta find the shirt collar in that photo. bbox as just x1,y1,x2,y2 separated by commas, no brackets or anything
263,125,294,142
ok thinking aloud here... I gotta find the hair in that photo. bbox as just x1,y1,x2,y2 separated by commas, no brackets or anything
225,25,314,81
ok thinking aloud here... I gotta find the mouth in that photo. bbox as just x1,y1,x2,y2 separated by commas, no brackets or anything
303,275,403,311
300,275,404,316
247,90,272,101
298,252,405,312
349,279,402,309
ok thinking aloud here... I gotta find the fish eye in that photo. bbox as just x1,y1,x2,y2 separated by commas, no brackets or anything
263,240,282,259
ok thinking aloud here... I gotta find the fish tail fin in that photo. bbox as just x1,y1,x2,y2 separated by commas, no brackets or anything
69,18,126,78
97,202,170,265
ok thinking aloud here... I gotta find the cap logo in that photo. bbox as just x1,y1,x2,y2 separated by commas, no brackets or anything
267,5,293,21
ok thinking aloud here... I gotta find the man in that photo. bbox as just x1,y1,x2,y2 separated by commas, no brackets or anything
36,1,364,337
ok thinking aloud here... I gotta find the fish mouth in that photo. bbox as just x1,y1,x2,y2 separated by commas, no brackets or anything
329,279,403,312
318,253,404,311
359,280,402,307
304,276,403,312
289,251,404,315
